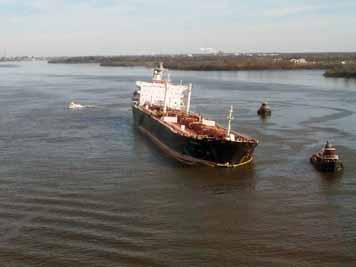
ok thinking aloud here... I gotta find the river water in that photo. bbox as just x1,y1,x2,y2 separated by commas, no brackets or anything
0,62,355,266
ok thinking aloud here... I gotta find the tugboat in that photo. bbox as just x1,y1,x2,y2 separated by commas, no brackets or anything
310,141,343,172
132,63,259,167
257,102,272,116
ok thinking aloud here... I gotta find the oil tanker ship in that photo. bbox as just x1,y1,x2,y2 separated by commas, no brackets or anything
132,63,258,167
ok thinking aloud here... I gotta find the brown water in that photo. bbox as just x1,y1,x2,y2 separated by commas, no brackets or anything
0,62,355,266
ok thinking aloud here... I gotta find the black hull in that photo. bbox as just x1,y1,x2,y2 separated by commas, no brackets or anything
310,156,343,172
132,105,257,167
257,109,272,116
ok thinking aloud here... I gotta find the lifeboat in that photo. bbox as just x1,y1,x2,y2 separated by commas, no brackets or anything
310,141,343,172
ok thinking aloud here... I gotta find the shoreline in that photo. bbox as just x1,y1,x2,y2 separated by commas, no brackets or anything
47,54,356,72
324,65,356,78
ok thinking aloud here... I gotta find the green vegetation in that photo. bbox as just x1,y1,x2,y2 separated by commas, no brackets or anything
324,64,356,78
48,53,356,71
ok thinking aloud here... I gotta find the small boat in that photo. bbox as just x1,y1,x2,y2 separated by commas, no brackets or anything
310,141,343,172
257,102,272,116
68,101,85,110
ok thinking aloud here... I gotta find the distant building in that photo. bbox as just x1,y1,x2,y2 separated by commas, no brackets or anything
191,50,235,57
191,53,215,57
257,53,280,57
290,58,308,64
273,58,283,62
216,51,235,56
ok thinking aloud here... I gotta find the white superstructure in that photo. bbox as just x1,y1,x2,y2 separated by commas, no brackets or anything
133,63,192,112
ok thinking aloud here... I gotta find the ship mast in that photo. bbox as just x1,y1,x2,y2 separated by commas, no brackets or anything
227,105,234,136
186,83,192,113
163,80,169,113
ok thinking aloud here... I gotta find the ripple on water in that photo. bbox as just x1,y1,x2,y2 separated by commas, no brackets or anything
1,64,356,266
0,193,167,267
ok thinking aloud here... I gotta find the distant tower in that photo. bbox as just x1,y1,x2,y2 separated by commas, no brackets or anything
1,49,6,60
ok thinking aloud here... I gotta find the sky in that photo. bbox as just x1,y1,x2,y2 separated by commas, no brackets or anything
1,0,356,56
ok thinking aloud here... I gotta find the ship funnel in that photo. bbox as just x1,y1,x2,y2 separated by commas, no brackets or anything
153,62,165,81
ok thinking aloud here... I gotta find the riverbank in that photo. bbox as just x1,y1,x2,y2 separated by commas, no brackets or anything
48,53,356,71
324,65,356,78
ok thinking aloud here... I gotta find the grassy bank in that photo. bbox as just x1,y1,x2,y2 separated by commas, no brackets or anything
48,53,356,71
324,65,356,78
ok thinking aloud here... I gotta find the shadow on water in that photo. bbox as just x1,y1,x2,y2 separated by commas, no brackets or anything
317,169,344,184
258,114,272,123
179,164,257,195
132,122,257,195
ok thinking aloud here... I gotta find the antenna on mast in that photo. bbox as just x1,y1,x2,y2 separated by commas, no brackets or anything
2,48,6,60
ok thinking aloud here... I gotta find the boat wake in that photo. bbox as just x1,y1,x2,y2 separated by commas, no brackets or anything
68,101,96,110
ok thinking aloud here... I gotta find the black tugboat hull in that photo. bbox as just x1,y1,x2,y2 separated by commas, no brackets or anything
132,105,257,167
310,156,344,172
257,109,272,116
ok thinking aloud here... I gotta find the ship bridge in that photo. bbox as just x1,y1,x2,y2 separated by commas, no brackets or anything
134,63,192,112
